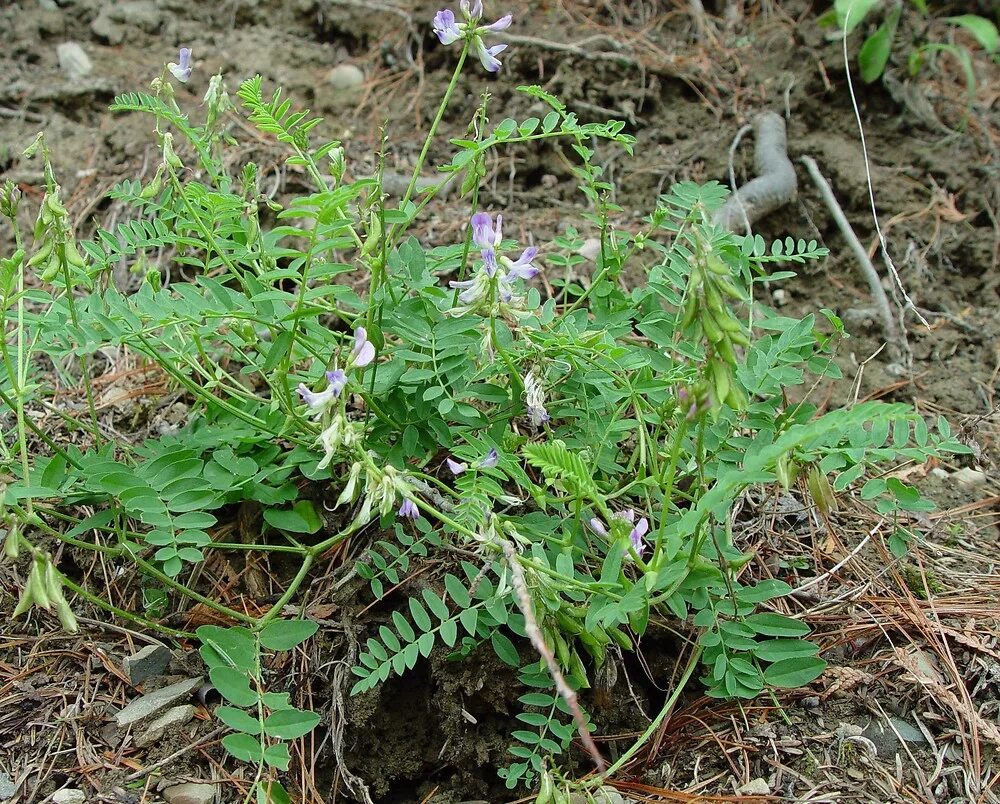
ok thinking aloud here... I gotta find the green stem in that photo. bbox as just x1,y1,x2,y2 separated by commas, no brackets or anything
62,575,194,638
394,43,470,241
591,643,702,783
258,554,314,627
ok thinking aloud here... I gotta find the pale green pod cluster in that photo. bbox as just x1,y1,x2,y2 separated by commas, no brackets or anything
12,552,79,633
679,247,749,412
27,190,87,283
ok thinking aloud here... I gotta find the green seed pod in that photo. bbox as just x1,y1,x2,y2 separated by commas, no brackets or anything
139,169,163,200
535,772,555,804
63,240,86,269
3,522,18,560
711,359,731,405
40,251,62,282
705,255,732,277
56,596,79,633
607,625,632,650
555,609,583,636
807,465,838,515
700,309,724,344
26,238,54,267
44,191,68,218
12,575,36,618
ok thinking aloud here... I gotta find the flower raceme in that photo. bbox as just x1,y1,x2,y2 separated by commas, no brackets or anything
433,1,512,73
296,327,375,418
589,509,650,559
450,212,540,319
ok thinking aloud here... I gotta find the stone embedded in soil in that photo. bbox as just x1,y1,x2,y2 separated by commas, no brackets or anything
161,782,216,804
123,644,172,686
737,778,771,795
50,791,86,804
57,42,93,81
134,704,196,748
326,64,364,91
951,467,987,489
861,716,926,758
0,772,16,801
90,9,124,45
569,787,626,804
113,677,203,729
109,0,162,33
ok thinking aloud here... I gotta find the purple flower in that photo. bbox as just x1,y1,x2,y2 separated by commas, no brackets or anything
503,246,538,281
628,514,649,557
433,3,512,73
478,447,499,468
480,13,512,32
168,48,192,83
446,457,468,475
326,369,347,396
588,509,650,558
471,211,502,253
482,248,499,277
349,327,375,369
433,9,463,44
398,498,420,519
475,39,508,73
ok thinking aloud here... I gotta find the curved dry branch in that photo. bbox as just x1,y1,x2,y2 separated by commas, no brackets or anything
714,111,797,233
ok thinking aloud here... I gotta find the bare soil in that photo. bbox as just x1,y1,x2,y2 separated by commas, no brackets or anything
1,1,998,802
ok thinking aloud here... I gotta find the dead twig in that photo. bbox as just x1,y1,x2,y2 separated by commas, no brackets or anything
713,112,797,233
498,539,607,773
800,155,904,365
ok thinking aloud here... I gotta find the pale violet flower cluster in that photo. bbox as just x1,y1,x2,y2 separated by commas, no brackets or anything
336,458,419,524
589,509,650,559
297,327,376,470
449,212,540,320
433,1,512,73
523,369,550,428
446,447,499,475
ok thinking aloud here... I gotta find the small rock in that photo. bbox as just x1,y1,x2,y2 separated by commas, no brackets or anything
888,716,926,744
952,467,987,489
90,9,124,45
737,778,770,795
108,0,162,33
739,778,772,796
124,644,172,686
135,704,196,747
38,0,59,10
0,772,17,801
801,695,820,709
772,288,789,307
862,717,906,758
841,307,877,329
162,782,216,804
51,791,87,804
578,237,602,262
929,467,949,481
326,64,364,92
57,42,93,81
114,677,203,729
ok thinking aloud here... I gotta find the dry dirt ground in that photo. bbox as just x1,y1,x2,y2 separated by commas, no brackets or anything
1,0,999,802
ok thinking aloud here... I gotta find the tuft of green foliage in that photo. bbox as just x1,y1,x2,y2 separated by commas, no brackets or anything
825,0,998,92
0,16,972,802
